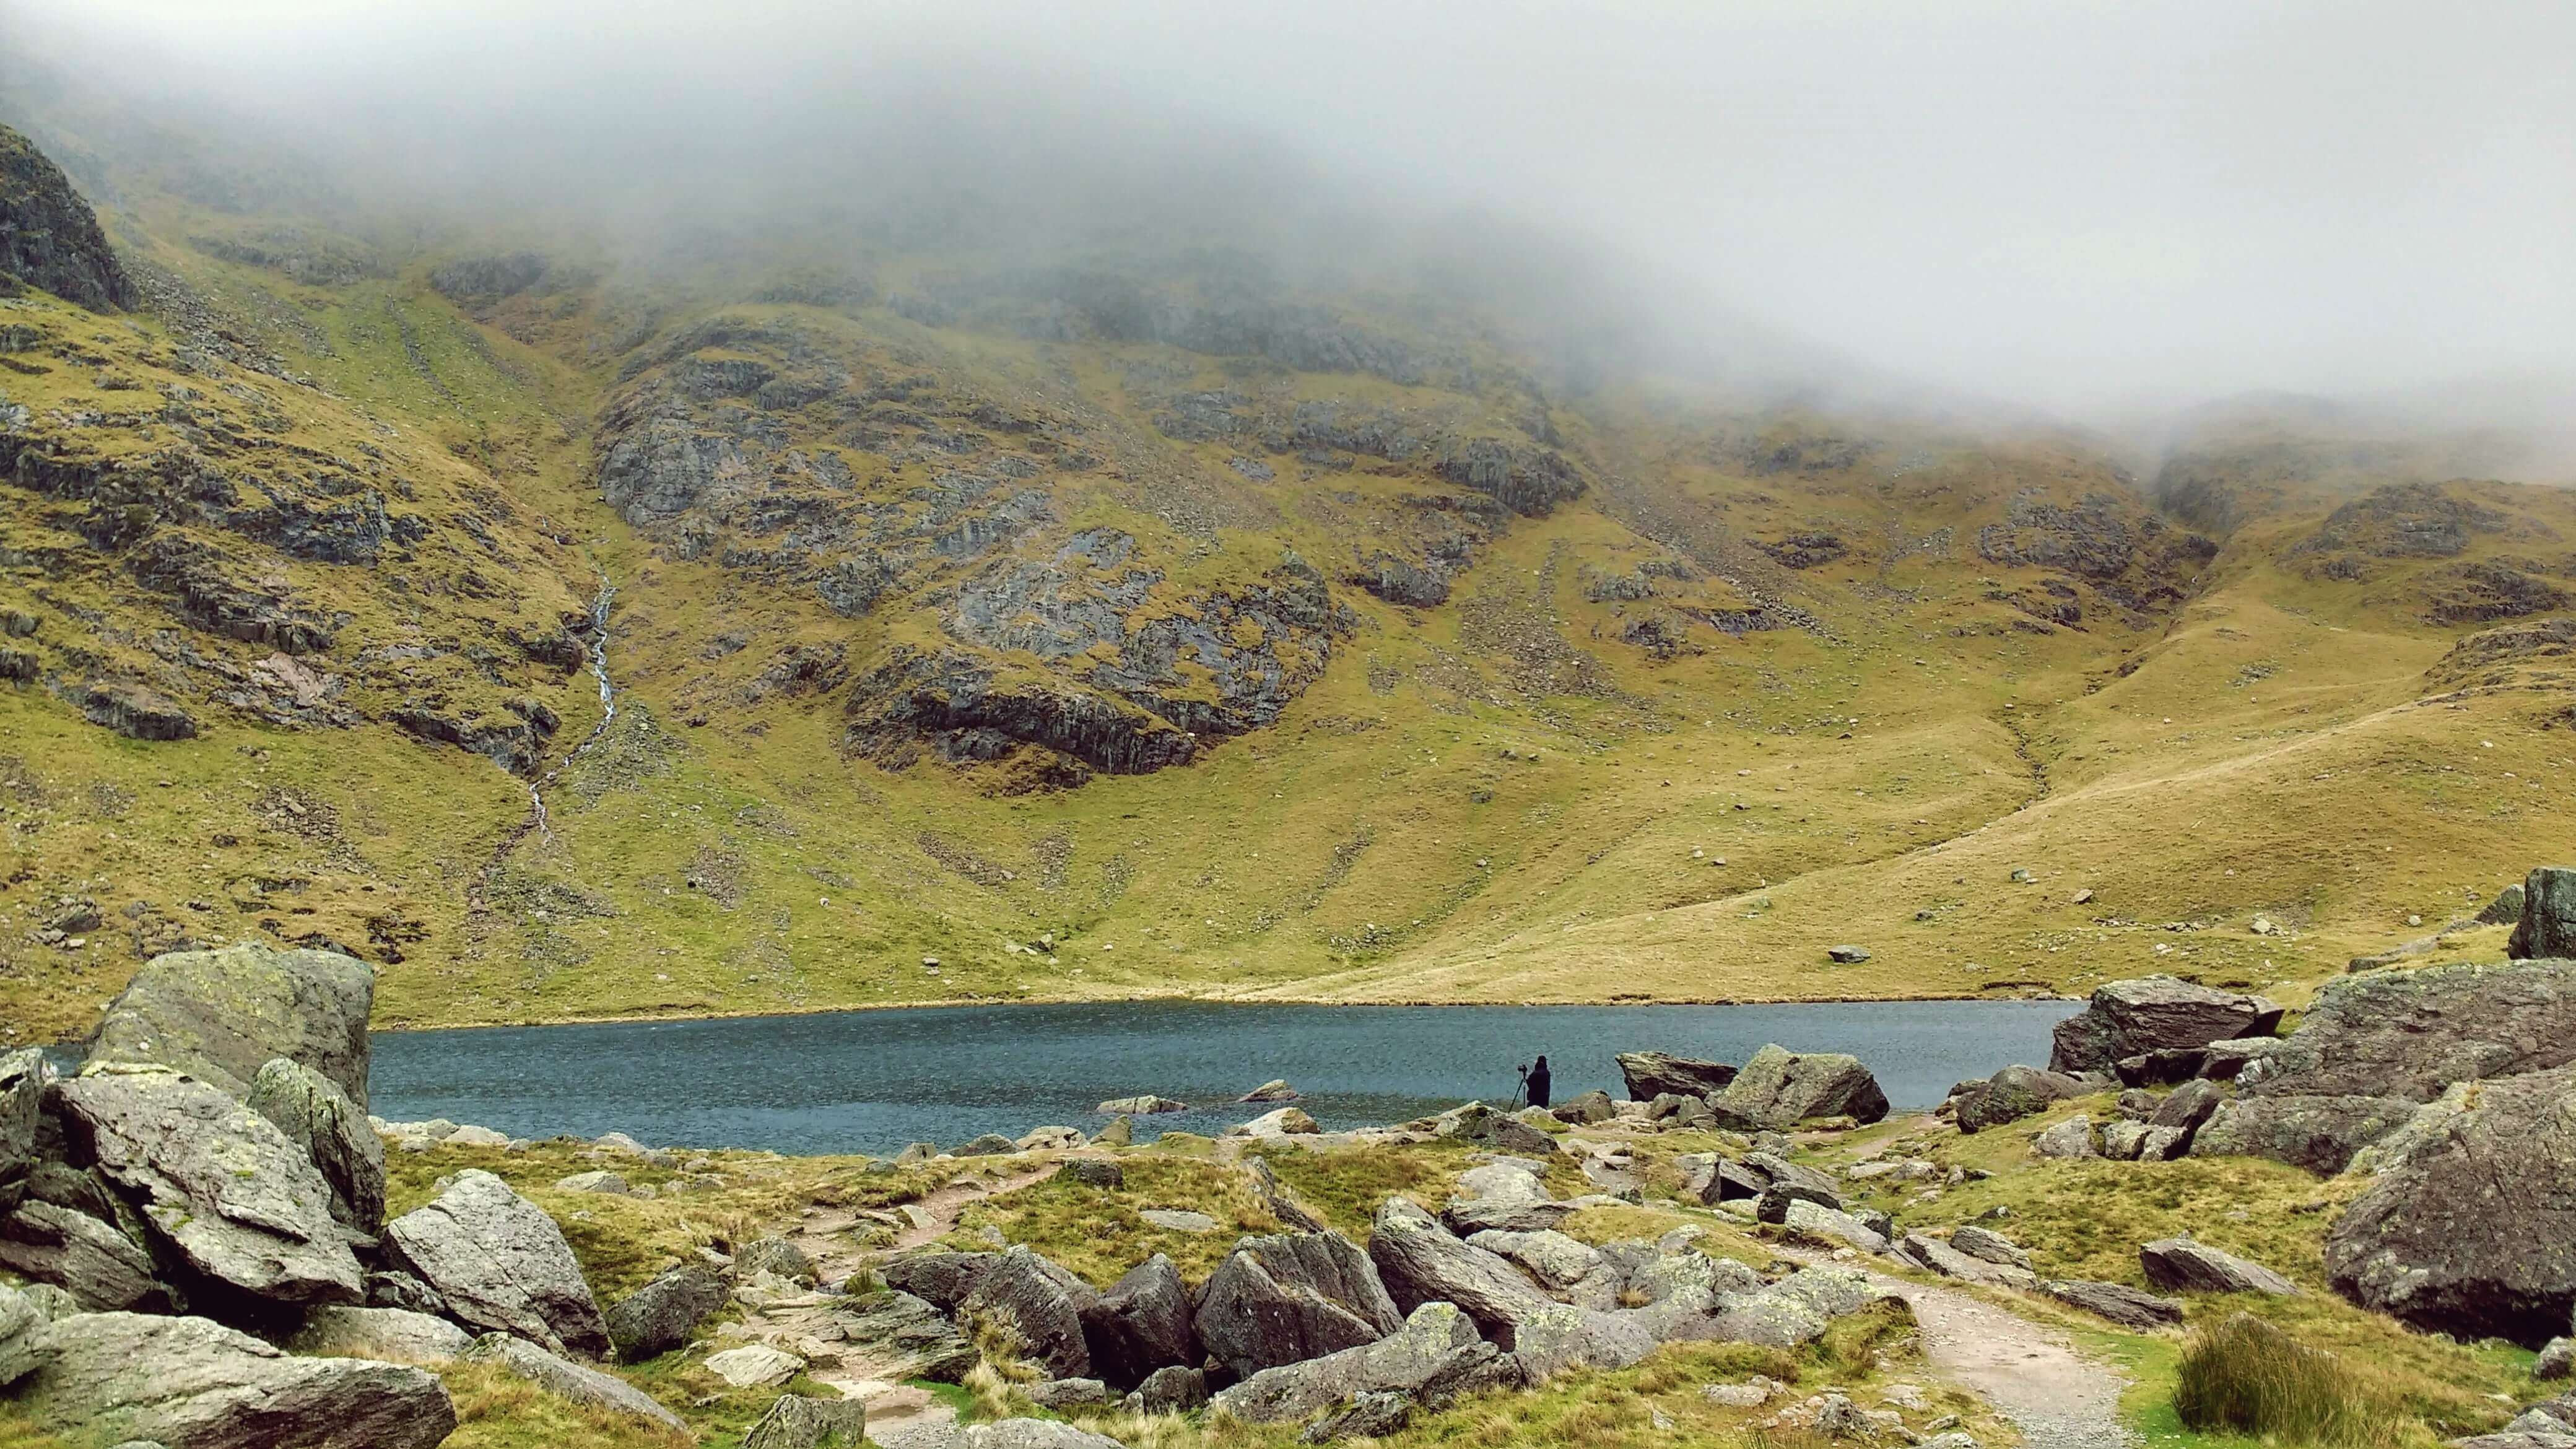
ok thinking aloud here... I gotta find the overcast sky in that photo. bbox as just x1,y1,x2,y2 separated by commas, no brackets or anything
15,0,2575,422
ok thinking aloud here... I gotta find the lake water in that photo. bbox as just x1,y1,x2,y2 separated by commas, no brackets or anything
367,999,2075,1157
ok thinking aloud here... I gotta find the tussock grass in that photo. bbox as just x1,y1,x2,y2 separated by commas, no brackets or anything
949,1154,1277,1283
2174,1314,2393,1448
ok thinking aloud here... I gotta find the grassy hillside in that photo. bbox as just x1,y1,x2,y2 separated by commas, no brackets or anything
2,107,2572,1045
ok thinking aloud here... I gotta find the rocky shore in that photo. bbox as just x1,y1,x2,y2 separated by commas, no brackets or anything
5,868,2576,1448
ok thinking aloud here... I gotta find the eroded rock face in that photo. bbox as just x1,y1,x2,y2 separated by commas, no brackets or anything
605,1264,728,1362
0,1048,46,1191
1707,1045,1887,1130
56,1068,362,1311
2512,868,2576,960
1367,1198,1552,1347
17,1311,455,1449
382,1168,609,1359
1614,1052,1738,1102
2049,977,2282,1077
2139,1237,2299,1297
285,1305,474,1364
85,944,375,1107
829,1289,978,1383
1077,1253,1198,1390
0,1200,168,1313
1195,1230,1403,1378
0,125,136,311
961,1245,1099,1380
246,1056,385,1234
2326,1064,2576,1346
2191,1094,2421,1175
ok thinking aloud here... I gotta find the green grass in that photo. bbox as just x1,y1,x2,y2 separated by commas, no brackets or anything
2175,1314,2396,1448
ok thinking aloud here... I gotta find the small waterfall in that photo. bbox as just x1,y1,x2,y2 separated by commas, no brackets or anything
526,580,617,842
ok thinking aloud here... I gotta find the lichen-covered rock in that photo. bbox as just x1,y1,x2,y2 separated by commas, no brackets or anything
1367,1197,1552,1346
1077,1253,1198,1389
2326,1065,2576,1346
0,1199,167,1313
0,125,137,311
284,1306,473,1364
744,1393,869,1449
2050,977,2282,1076
879,1251,996,1315
245,1057,385,1234
1212,1300,1499,1424
829,1289,979,1383
0,1279,49,1387
2040,1279,2185,1330
961,1245,1099,1379
1897,1233,2036,1290
17,1311,455,1449
85,944,375,1107
736,1235,819,1285
1614,1052,1738,1102
1953,1064,2092,1133
55,1068,360,1310
465,1331,685,1431
2512,868,2576,960
0,1047,46,1190
1464,1229,1619,1307
382,1168,609,1358
1707,1045,1887,1130
705,1342,804,1388
604,1264,728,1362
1125,1364,1210,1413
1508,1300,1663,1382
2192,1094,2420,1175
1196,1230,1403,1378
2032,1115,2099,1159
2139,1237,2300,1297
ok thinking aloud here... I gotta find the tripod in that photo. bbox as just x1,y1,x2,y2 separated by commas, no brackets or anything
1510,1064,1531,1110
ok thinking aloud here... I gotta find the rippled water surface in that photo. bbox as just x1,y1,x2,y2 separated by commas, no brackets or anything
368,998,2076,1156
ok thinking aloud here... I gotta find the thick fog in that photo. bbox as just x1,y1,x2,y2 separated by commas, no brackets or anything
7,0,2572,427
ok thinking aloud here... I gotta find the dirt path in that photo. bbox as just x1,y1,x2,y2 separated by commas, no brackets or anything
1782,1247,2134,1449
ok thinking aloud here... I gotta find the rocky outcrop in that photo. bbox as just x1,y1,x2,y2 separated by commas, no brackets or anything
829,1289,978,1383
0,1281,45,1386
2139,1237,2300,1297
14,1311,455,1448
1211,1300,1510,1424
1707,1044,1887,1130
879,1251,996,1315
604,1263,728,1362
1076,1253,1197,1390
465,1331,687,1431
0,126,136,311
2512,867,2576,960
245,1057,385,1234
2190,1094,2421,1175
382,1168,610,1359
960,1246,1099,1380
1951,1064,2092,1133
55,1068,362,1312
1614,1052,1737,1102
2040,1279,2185,1331
1195,1230,1403,1378
2049,976,2282,1076
85,944,375,1107
284,1305,473,1364
0,1199,168,1313
1367,1197,1552,1346
744,1393,869,1449
2326,1064,2576,1347
0,1048,46,1196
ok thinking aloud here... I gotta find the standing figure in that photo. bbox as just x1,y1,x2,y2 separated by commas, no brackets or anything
1525,1055,1552,1110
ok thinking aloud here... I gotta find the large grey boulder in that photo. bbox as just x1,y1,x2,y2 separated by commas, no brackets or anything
1367,1197,1552,1345
2255,959,2576,1099
1442,1161,1572,1235
85,944,375,1107
1707,1044,1888,1129
246,1057,385,1234
2050,976,2282,1076
1464,1229,1620,1308
961,1245,1099,1379
1508,1300,1663,1381
2326,1065,2576,1346
2510,867,2576,960
382,1168,609,1358
2139,1237,2300,1297
285,1306,473,1364
1125,1363,1210,1413
2042,1279,2185,1331
0,1047,47,1191
55,1068,361,1309
604,1263,728,1362
1077,1253,1198,1388
1433,1103,1558,1155
1615,1051,1738,1101
2191,1094,2421,1175
1196,1230,1403,1378
15,1311,455,1449
830,1289,978,1382
879,1250,995,1315
1898,1234,2036,1290
1781,1199,1891,1255
0,1200,168,1312
745,1393,869,1449
0,1279,48,1387
464,1331,686,1432
1954,1065,2092,1133
966,1421,1131,1449
1212,1300,1505,1424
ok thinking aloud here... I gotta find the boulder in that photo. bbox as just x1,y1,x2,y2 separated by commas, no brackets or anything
55,1068,362,1309
2050,975,2282,1076
1949,1225,2030,1269
1550,1089,1616,1125
284,1306,473,1364
2139,1237,2300,1297
1780,1199,1890,1255
2099,1121,2146,1159
1464,1229,1619,1307
966,1421,1131,1449
2115,1049,2210,1087
706,1342,805,1387
1125,1363,1211,1412
605,1263,728,1361
956,1134,1020,1156
553,1170,629,1195
1099,1096,1188,1115
1367,1197,1552,1345
2252,959,2576,1100
1897,1234,2035,1290
1954,1065,2092,1133
829,1289,978,1382
1442,1163,1572,1235
2189,1094,2421,1174
1234,1107,1319,1138
1647,1092,1716,1129
737,1236,819,1285
1016,1127,1086,1152
1707,1044,1888,1130
1434,1103,1559,1155
2541,1339,2576,1382
16,1311,455,1449
961,1245,1099,1378
0,1200,168,1312
1094,1117,1134,1147
1026,1377,1110,1409
879,1251,996,1315
1615,1052,1739,1101
2198,1037,2282,1081
1,1279,49,1387
2326,1065,2576,1346
744,1393,869,1449
246,1057,386,1234
1303,1390,1414,1442
464,1331,687,1432
2040,1279,2185,1330
1212,1300,1507,1424
2152,1081,2223,1133
2032,1115,2099,1159
381,1168,609,1358
1077,1253,1199,1388
1,1047,46,1189
1241,1080,1301,1103
1196,1230,1403,1378
85,944,375,1107
1508,1301,1663,1381
1754,1181,1845,1221
2510,867,2576,960
1062,1158,1123,1188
